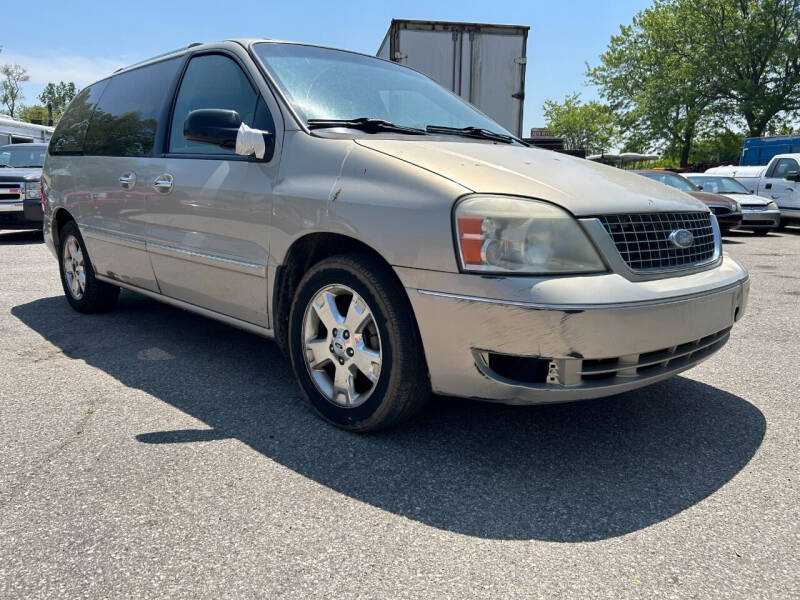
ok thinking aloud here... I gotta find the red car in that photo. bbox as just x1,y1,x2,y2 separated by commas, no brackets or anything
635,170,743,234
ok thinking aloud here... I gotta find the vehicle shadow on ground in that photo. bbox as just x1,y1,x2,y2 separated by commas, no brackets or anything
0,230,43,245
12,292,766,542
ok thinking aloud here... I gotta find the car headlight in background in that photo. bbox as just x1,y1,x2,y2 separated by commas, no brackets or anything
731,200,741,212
25,181,41,200
767,201,779,210
454,195,606,274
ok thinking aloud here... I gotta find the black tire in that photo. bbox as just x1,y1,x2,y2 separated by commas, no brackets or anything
754,229,771,236
287,253,430,432
58,220,120,313
720,227,731,236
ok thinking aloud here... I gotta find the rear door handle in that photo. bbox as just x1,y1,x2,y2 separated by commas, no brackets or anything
765,183,772,189
119,172,136,190
152,173,174,194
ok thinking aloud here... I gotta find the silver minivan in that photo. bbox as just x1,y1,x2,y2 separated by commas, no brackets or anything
42,40,749,431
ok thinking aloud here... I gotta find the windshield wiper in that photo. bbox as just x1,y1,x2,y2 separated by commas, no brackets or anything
307,117,427,136
425,125,514,143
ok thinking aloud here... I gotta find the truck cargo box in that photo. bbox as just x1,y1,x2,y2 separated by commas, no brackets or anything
377,19,528,137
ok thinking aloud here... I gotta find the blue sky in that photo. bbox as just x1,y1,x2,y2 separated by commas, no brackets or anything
1,0,651,133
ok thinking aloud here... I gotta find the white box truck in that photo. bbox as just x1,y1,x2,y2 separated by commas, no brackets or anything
377,19,529,137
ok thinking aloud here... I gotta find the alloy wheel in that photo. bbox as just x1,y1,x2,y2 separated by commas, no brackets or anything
301,284,383,407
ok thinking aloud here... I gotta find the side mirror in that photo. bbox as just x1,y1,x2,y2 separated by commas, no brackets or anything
184,109,242,149
183,109,272,159
786,170,800,182
696,184,703,190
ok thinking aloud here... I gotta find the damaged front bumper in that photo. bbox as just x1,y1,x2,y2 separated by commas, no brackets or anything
396,255,749,405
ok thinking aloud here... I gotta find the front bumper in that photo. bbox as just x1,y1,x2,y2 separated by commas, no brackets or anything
0,200,43,230
737,208,780,229
398,256,749,405
716,211,743,231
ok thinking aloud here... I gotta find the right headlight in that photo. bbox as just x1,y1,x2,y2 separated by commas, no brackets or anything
766,201,778,210
454,195,606,274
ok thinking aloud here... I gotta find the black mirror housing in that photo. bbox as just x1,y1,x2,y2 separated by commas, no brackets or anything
184,109,242,149
787,170,800,182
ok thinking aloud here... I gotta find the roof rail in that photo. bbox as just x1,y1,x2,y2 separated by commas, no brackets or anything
113,44,201,75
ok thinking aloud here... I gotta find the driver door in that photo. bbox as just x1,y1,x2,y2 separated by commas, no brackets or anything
144,52,280,327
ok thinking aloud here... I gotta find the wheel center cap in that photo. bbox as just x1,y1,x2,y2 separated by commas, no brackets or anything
333,335,346,357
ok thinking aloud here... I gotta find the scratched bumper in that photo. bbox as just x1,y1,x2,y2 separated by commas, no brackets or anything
397,255,749,405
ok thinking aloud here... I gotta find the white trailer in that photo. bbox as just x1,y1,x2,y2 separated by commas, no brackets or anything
0,115,54,146
377,19,529,137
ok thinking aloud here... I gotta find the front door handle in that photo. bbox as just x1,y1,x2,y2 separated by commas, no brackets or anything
765,183,772,189
119,172,136,190
152,173,174,194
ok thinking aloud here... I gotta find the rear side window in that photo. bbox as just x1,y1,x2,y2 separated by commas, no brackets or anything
169,54,261,155
48,81,108,155
84,58,181,157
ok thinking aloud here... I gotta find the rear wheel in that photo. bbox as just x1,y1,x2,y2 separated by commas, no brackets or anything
754,229,771,236
288,253,429,431
58,221,120,313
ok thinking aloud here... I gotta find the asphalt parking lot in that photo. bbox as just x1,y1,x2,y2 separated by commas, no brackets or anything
0,228,798,599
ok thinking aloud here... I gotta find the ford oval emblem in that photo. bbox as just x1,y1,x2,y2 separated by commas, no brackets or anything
669,229,694,249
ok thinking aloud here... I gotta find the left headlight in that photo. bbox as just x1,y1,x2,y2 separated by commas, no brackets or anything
454,195,606,274
25,181,41,200
767,201,778,210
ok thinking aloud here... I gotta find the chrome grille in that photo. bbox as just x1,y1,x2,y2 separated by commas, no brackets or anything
0,181,24,202
598,212,716,271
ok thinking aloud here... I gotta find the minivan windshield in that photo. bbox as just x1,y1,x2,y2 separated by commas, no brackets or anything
685,176,750,194
0,144,46,168
252,42,516,140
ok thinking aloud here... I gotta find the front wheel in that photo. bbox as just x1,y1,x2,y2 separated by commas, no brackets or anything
288,254,430,431
753,229,771,236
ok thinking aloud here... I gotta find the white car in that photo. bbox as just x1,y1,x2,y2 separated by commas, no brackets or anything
705,153,800,227
685,174,781,235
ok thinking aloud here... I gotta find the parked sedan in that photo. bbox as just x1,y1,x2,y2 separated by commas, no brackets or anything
634,170,743,234
685,174,781,235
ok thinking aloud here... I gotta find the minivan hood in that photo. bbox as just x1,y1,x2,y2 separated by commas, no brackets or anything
355,139,707,216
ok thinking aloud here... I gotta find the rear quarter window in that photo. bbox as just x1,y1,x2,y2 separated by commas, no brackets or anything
83,57,181,157
48,81,108,155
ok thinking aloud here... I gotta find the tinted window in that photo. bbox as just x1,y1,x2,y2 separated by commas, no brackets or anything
48,81,107,155
169,54,261,155
84,58,181,157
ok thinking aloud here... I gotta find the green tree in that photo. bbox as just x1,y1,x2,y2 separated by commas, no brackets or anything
17,104,49,124
588,1,717,166
588,0,800,165
38,81,78,125
692,0,800,136
1,64,29,119
541,93,616,154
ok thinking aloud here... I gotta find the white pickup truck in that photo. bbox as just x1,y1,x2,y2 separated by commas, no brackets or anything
706,153,800,226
